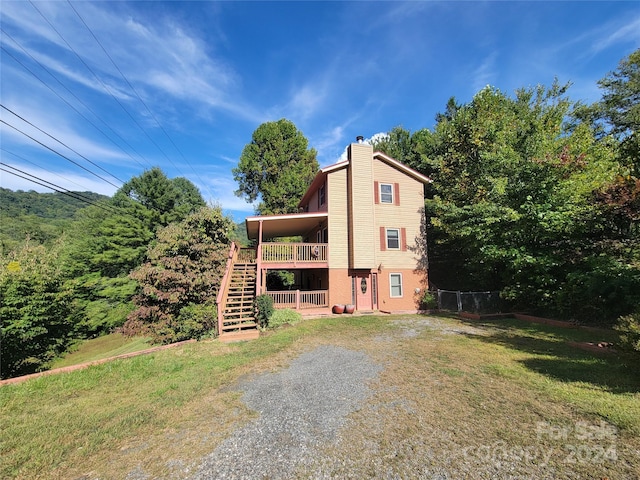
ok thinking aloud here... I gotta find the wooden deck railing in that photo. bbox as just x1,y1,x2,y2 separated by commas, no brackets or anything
216,242,238,335
261,243,327,263
267,289,328,309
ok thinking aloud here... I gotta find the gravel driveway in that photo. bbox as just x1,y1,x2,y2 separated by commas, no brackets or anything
191,345,382,479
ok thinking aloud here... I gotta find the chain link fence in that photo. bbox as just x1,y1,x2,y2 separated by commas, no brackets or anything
437,289,502,314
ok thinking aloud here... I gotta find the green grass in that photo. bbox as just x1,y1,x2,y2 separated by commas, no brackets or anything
50,333,152,369
462,316,640,432
1,314,638,479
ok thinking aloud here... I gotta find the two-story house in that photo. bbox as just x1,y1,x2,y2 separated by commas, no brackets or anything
217,139,431,341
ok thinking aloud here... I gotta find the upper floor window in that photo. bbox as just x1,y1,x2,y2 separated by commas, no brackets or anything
386,228,400,249
375,181,399,205
380,183,393,203
380,226,407,251
318,184,326,207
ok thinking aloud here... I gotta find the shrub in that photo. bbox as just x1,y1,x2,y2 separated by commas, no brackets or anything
254,294,274,328
269,308,302,328
421,291,438,309
615,311,640,352
177,303,218,340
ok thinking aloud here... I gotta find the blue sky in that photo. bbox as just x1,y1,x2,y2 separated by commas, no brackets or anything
1,1,639,222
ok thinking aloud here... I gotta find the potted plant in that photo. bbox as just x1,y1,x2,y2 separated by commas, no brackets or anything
345,304,355,314
332,304,345,314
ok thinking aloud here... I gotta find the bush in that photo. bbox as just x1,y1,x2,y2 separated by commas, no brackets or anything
269,308,302,328
254,294,274,328
615,311,640,352
177,303,218,339
421,291,438,309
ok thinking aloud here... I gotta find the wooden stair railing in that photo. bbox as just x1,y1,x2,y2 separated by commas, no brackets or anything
217,243,259,342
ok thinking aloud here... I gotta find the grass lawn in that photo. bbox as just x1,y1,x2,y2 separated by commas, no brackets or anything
50,333,152,369
1,314,638,479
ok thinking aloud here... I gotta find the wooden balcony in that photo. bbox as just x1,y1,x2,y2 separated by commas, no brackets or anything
259,243,328,268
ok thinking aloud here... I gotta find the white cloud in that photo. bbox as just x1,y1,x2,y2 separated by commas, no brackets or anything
1,97,130,166
0,160,118,196
591,15,640,54
288,84,327,121
473,52,498,94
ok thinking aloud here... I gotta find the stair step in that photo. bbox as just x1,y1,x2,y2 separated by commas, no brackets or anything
219,329,260,343
221,322,258,331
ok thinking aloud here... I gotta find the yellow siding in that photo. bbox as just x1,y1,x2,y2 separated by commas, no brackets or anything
305,183,327,213
373,159,425,270
349,143,375,268
327,167,348,268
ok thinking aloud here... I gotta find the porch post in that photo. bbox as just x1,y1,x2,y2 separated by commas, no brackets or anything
296,289,300,310
256,220,263,294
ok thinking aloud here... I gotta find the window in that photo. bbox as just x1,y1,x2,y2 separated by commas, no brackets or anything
390,273,403,297
318,184,326,207
317,227,328,243
386,228,400,249
380,183,393,203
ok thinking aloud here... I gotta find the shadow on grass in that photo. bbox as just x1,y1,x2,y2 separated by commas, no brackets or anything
456,316,640,394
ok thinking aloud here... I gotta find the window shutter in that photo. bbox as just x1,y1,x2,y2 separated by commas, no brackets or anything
401,228,407,251
374,181,379,204
380,226,386,251
394,183,400,206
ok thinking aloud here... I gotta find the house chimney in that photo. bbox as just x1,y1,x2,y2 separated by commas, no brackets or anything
356,135,364,143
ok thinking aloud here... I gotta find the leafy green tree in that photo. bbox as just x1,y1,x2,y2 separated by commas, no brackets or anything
233,119,319,215
424,82,633,322
123,206,234,343
61,169,206,336
118,167,205,225
370,126,438,177
0,240,75,378
596,48,640,174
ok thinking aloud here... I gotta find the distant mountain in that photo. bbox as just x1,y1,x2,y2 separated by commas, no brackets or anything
0,188,110,251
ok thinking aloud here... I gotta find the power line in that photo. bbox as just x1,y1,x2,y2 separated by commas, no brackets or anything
1,104,125,185
67,0,216,202
0,163,117,214
1,119,121,189
2,147,97,192
0,34,152,171
29,1,188,178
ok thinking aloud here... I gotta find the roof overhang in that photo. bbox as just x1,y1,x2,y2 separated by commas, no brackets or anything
298,160,349,208
373,152,433,184
245,212,329,240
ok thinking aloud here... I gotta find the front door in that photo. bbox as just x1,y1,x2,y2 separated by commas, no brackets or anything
355,273,372,310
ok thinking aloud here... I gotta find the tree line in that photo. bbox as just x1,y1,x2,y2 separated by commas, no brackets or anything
1,49,638,378
370,50,639,328
1,168,236,378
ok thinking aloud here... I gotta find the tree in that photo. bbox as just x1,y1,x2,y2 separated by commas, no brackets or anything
370,126,438,178
123,206,234,343
233,119,319,215
61,168,206,337
424,82,635,322
118,167,206,225
0,240,75,378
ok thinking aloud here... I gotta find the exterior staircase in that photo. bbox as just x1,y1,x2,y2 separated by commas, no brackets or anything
218,251,260,342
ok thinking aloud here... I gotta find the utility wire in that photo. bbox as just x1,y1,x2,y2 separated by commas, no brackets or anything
67,0,216,202
1,104,125,185
1,119,121,189
0,163,117,213
0,34,152,170
29,1,186,178
2,147,98,192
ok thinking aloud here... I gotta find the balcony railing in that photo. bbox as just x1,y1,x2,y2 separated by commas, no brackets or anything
267,290,328,309
261,243,327,264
